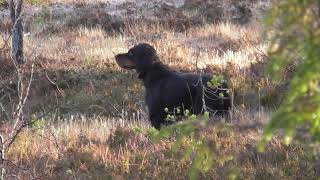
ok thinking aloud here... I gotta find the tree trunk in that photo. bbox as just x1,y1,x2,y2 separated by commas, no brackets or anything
11,18,24,64
9,0,24,64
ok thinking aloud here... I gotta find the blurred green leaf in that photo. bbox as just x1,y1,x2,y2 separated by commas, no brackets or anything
262,0,320,149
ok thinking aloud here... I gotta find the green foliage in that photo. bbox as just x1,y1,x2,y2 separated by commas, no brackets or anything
84,56,93,66
207,75,224,88
260,0,320,149
141,74,232,179
0,0,7,7
144,112,233,180
31,114,46,130
164,107,186,121
26,0,48,5
34,6,50,27
31,0,43,5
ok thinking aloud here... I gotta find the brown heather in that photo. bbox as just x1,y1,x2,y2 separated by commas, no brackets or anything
0,0,319,179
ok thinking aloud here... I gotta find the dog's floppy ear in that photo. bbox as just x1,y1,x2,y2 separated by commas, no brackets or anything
115,53,136,70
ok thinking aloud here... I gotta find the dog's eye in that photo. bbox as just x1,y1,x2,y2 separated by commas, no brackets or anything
128,51,133,57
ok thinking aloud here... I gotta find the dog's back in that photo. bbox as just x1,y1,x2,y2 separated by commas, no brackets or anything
179,73,230,114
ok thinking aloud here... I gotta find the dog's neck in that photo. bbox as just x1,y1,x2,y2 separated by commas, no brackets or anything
137,62,173,86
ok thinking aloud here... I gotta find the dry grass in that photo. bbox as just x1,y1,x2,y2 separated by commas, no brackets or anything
24,0,117,6
24,28,127,70
4,109,317,179
2,1,317,178
14,21,273,114
23,21,267,71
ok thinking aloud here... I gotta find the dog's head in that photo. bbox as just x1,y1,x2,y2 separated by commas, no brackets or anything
115,43,160,70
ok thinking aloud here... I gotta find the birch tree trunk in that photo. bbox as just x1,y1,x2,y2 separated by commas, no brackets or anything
9,0,24,64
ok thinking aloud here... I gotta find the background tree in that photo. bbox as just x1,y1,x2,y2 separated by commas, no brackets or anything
260,0,320,147
9,0,24,64
1,0,25,178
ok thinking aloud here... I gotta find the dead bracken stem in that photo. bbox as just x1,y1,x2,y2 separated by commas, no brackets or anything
194,48,208,113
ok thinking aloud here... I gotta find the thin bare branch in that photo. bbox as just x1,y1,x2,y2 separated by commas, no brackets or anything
6,63,34,150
